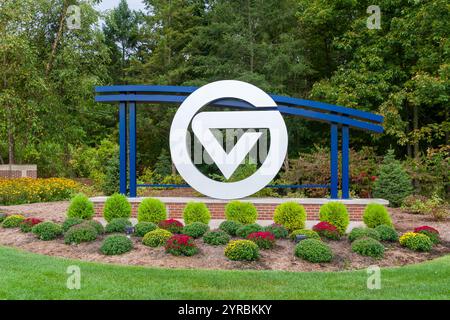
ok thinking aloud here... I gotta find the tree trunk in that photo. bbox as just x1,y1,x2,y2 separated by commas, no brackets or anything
46,0,69,76
413,104,419,158
7,107,15,165
406,100,412,157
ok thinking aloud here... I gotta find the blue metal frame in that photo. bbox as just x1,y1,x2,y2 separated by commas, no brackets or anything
95,85,384,199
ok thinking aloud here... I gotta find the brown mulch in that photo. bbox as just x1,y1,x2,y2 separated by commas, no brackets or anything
0,201,449,272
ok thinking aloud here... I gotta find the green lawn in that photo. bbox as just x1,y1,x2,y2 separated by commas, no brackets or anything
0,246,449,299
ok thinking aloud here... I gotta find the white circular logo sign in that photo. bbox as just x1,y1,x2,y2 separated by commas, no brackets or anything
169,80,288,199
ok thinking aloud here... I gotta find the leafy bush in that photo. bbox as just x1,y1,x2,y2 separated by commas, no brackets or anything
203,230,230,245
182,222,209,238
142,229,172,247
100,235,133,255
137,198,167,223
0,213,8,223
289,229,321,241
401,195,430,214
348,227,381,242
83,220,105,235
363,203,392,228
105,218,132,233
373,149,413,207
273,202,306,232
263,223,289,239
375,224,399,242
103,193,131,222
67,194,94,220
32,222,63,240
101,156,120,196
319,202,349,235
64,224,98,244
294,239,333,263
224,240,259,261
236,223,263,238
62,217,84,232
165,234,199,256
20,218,43,233
224,201,258,224
183,202,211,225
2,214,25,228
134,222,157,237
219,220,243,236
399,232,433,252
351,237,385,258
413,226,440,245
247,231,275,249
312,221,341,240
158,219,184,233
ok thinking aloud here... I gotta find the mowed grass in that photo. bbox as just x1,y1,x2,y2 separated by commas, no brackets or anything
0,246,449,299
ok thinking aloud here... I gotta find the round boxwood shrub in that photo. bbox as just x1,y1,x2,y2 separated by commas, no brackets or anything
363,203,392,228
105,218,132,233
2,214,25,228
236,223,263,238
375,224,399,242
219,220,243,236
182,222,209,238
203,230,230,246
273,202,306,232
82,220,105,235
62,217,84,233
20,218,43,233
100,235,133,255
319,202,349,235
414,226,440,245
294,239,333,263
103,193,131,223
247,231,275,249
348,227,381,242
67,194,94,220
158,219,184,233
312,221,341,240
32,222,63,240
64,224,98,244
165,234,199,256
399,232,433,252
134,222,157,237
289,229,321,241
137,198,166,223
0,213,8,223
224,240,259,261
183,202,211,225
224,201,258,224
351,237,385,258
142,228,173,247
263,223,288,239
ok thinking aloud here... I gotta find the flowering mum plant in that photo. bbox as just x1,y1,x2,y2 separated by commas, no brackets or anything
312,221,341,240
399,232,433,251
247,231,276,249
20,217,43,233
158,219,184,233
165,234,199,256
413,226,440,244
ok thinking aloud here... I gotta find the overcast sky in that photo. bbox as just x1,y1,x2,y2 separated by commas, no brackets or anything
96,0,146,12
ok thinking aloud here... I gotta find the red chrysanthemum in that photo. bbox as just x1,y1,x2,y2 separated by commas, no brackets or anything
414,226,439,234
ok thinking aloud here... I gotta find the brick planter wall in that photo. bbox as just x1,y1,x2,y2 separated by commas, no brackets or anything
91,196,388,221
0,165,37,178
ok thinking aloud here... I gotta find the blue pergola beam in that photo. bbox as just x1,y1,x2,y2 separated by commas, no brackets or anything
119,102,127,195
342,125,350,199
129,102,137,197
330,124,339,199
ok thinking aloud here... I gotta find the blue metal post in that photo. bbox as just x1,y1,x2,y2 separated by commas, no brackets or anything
330,124,339,199
129,102,137,197
341,125,350,199
119,102,127,195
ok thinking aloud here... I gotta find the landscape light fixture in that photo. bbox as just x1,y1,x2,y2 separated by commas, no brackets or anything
295,235,308,243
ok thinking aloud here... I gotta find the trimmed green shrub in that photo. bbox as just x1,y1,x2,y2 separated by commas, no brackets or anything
0,213,7,223
351,237,385,258
290,229,321,241
105,218,132,233
375,224,398,242
294,239,333,263
182,222,209,238
224,240,259,261
399,232,433,252
236,223,263,238
2,214,25,228
183,202,211,225
134,222,157,237
348,227,380,242
137,198,166,223
32,222,63,240
165,234,199,256
103,193,131,222
363,203,392,228
247,231,276,249
263,224,289,239
225,201,258,224
82,220,105,235
319,202,349,235
62,217,84,232
203,230,230,246
273,202,306,232
100,235,133,255
414,226,440,245
142,229,172,247
219,220,243,236
64,224,97,244
67,194,94,220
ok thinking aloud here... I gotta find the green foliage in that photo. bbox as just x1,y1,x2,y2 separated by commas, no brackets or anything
273,202,306,232
225,201,258,224
1,215,25,228
102,156,120,196
183,202,211,225
83,220,105,235
319,202,349,235
203,230,230,246
351,238,385,258
400,233,433,252
103,194,131,222
219,220,243,236
290,229,320,241
62,217,84,233
263,224,289,239
100,235,133,255
363,204,392,228
142,229,172,247
134,222,157,237
224,240,260,261
32,222,63,241
182,222,209,238
348,228,381,243
105,218,132,233
64,224,98,244
137,198,167,223
236,224,263,238
154,149,172,177
67,194,94,220
0,213,7,223
294,239,333,263
375,225,399,242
